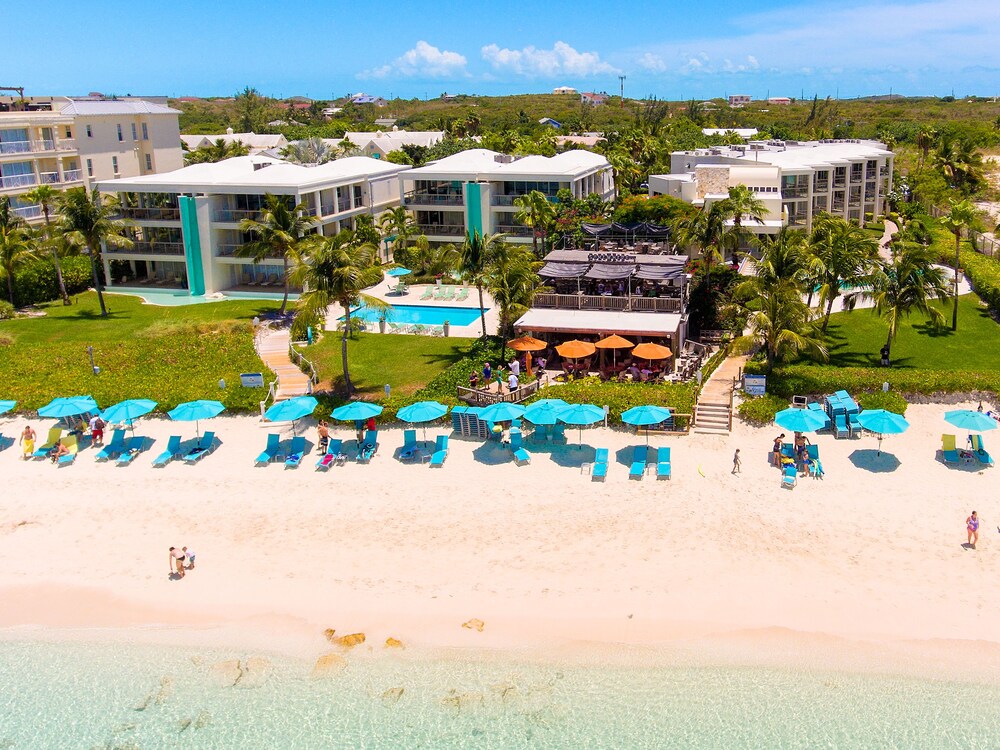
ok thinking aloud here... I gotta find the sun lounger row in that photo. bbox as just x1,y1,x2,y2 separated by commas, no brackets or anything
417,286,471,302
585,446,670,481
942,434,994,467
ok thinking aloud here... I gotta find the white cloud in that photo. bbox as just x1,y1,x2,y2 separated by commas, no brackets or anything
638,52,667,73
481,41,618,77
360,41,467,79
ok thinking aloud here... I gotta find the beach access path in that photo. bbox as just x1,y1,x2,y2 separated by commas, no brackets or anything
256,326,310,400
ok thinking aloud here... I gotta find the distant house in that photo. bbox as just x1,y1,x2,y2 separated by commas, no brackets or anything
553,86,577,95
580,92,609,106
728,94,752,108
556,134,604,148
276,102,312,111
767,97,792,105
440,93,459,101
538,117,562,129
333,128,446,159
374,118,397,128
180,128,288,155
350,93,388,106
321,107,343,119
702,128,759,140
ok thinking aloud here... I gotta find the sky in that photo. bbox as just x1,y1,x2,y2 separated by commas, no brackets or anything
4,0,1000,101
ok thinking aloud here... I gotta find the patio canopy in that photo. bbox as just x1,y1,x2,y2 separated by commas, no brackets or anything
581,221,671,238
584,263,635,280
634,258,687,280
539,261,588,278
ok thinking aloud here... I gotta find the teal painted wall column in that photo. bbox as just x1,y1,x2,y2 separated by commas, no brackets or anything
178,196,206,295
464,182,483,238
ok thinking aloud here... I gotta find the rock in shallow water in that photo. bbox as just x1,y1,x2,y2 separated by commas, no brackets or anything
312,652,347,677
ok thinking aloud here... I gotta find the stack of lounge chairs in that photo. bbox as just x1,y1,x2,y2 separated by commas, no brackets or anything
824,391,861,439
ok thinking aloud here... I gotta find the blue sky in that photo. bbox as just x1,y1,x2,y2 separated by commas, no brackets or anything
5,0,999,100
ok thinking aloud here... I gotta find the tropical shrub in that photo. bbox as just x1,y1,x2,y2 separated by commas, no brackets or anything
856,391,908,414
529,377,698,427
736,394,788,425
0,300,14,320
290,308,323,342
12,255,92,307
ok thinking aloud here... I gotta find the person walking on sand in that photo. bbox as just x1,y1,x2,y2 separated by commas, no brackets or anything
732,449,741,474
169,547,186,578
182,546,195,570
967,511,980,549
317,420,329,452
19,425,36,460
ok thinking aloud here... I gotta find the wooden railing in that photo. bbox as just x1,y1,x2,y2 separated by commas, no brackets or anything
534,293,682,313
456,379,541,405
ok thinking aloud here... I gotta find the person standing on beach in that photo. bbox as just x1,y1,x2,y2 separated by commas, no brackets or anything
88,413,105,446
772,434,785,467
967,511,980,549
19,425,36,460
182,546,195,570
317,420,329,452
732,449,741,474
169,547,186,579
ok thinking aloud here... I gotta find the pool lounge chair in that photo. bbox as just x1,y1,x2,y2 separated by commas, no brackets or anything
284,436,307,468
941,434,960,464
255,433,281,466
152,436,183,468
358,430,378,463
56,435,79,467
429,434,449,467
455,287,469,301
781,464,798,488
182,432,216,463
33,428,63,459
315,439,345,471
116,436,147,466
94,429,127,461
399,429,419,461
420,287,434,300
656,447,672,480
833,414,849,439
970,435,994,466
629,446,648,480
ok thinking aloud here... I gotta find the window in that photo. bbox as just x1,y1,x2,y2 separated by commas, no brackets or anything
145,154,152,171
141,123,148,140
117,124,123,142
352,185,363,208
112,156,119,174
86,125,92,138
131,123,138,141
86,159,93,177
64,127,72,139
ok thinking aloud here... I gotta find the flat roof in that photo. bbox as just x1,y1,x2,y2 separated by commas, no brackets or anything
407,148,609,181
60,99,180,116
515,308,682,337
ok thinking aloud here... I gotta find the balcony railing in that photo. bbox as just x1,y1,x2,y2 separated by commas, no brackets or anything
121,206,181,221
782,185,808,198
0,174,36,189
865,170,877,180
63,169,82,182
813,180,829,192
217,243,283,259
12,204,42,219
0,139,64,155
213,209,261,223
833,176,846,188
831,202,845,212
404,191,463,206
419,224,466,237
39,171,61,184
108,241,185,256
850,172,863,184
337,198,351,212
534,293,682,313
495,224,534,237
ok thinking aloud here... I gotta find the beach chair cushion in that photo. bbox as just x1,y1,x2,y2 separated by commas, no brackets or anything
781,465,797,487
656,447,671,479
34,428,63,459
284,437,306,468
514,448,530,465
153,436,182,467
183,432,216,463
95,430,127,461
968,435,994,465
255,433,281,466
114,437,145,465
941,434,959,464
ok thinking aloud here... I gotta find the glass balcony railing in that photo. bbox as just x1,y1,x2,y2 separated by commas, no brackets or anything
0,173,36,189
404,191,463,206
213,208,262,223
418,224,466,237
121,206,181,221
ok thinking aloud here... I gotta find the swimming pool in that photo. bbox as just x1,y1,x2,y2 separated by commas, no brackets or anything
107,288,298,307
347,303,487,327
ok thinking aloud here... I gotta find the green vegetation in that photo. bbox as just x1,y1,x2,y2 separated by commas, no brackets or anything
736,394,789,425
541,378,697,427
0,292,277,411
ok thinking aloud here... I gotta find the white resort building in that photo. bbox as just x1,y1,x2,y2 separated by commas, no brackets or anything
401,149,615,244
180,129,289,155
0,96,183,223
97,155,409,295
648,139,894,235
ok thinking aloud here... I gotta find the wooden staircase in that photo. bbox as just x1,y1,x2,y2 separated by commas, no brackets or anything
255,326,311,400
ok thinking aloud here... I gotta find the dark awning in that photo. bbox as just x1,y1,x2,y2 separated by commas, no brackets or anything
581,221,671,238
585,263,635,279
539,262,588,278
635,263,686,280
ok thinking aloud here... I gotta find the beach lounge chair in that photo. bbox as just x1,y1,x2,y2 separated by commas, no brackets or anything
315,438,345,471
590,448,609,480
94,429,127,461
399,429,419,461
781,464,797,488
441,286,455,301
941,434,960,465
970,435,994,466
284,436,306,468
116,436,147,466
358,430,378,462
182,431,216,463
807,402,832,431
55,435,79,467
420,287,434,300
455,287,469,301
514,447,531,465
833,413,849,439
847,412,862,437
255,433,281,466
429,434,449,467
656,447,672,480
152,436,182,468
629,446,647,480
33,428,63,459
511,431,530,465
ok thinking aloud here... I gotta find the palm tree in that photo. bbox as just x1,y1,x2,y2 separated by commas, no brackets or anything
184,138,250,165
280,137,337,165
735,228,814,297
485,243,543,340
458,231,504,337
59,188,132,317
410,235,458,278
915,127,936,171
236,194,316,315
22,184,70,305
336,137,359,157
808,214,879,330
717,184,767,256
290,231,383,395
939,198,978,331
378,206,419,263
868,242,950,349
0,221,36,305
743,281,828,374
933,134,985,194
670,201,728,287
513,190,555,257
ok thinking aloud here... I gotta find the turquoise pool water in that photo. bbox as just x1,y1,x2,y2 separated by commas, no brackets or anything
106,289,298,307
2,640,1000,749
347,303,486,327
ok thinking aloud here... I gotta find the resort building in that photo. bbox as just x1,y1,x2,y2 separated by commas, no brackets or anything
341,129,445,158
552,86,577,95
728,95,752,108
180,129,288,155
97,155,410,294
0,96,182,223
648,139,895,234
401,149,615,244
580,92,610,106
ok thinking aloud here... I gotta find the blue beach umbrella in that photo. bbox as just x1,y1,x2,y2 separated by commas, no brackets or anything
331,401,384,422
168,399,226,437
0,400,16,416
397,400,449,441
386,267,412,277
102,398,158,435
621,405,673,445
774,407,829,434
478,402,525,424
39,395,99,419
944,409,997,433
857,409,910,455
523,400,568,426
265,396,318,435
557,403,606,448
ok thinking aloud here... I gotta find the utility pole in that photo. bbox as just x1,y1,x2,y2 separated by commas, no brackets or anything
618,75,626,107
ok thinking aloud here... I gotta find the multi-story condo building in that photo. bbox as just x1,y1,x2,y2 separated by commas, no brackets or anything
0,96,183,222
648,139,894,235
401,149,615,244
97,155,410,295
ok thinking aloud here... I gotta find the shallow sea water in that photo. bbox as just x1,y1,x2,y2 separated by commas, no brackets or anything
2,640,999,749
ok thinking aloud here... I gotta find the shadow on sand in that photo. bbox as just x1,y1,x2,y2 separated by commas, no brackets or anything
848,449,901,473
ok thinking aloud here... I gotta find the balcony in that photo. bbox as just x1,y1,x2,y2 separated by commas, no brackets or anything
39,171,61,184
217,243,283,259
404,191,463,207
812,180,829,192
782,185,808,198
833,176,846,188
419,224,466,237
12,204,42,219
337,197,351,213
63,169,82,182
0,174,36,190
865,170,877,181
850,172,863,184
495,224,534,237
106,241,184,256
534,293,682,313
213,208,261,223
121,206,181,221
0,139,64,155
831,201,845,213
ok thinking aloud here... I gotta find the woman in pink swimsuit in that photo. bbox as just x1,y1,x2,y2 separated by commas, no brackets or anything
967,511,979,549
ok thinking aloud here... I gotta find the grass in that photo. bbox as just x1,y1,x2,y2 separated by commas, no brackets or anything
0,292,279,411
305,331,477,399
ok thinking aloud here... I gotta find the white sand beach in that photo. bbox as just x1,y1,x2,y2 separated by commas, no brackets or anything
1,402,998,674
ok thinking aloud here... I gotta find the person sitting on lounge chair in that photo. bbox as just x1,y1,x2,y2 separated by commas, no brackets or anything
49,442,70,463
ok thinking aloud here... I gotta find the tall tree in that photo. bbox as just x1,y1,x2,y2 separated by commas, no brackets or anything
933,134,985,194
513,190,555,256
237,194,316,315
735,228,814,297
808,214,879,330
717,184,767,254
485,242,543,340
378,206,419,263
22,184,70,305
0,216,36,305
59,188,132,317
670,201,729,288
233,86,272,133
868,242,950,349
939,198,978,331
742,281,828,374
458,231,504,337
290,231,383,395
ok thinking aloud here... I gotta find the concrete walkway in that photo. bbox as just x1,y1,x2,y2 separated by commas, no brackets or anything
256,326,311,400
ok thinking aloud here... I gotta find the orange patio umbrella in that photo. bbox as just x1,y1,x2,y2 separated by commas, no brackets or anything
594,334,635,368
556,340,597,359
507,335,547,375
632,342,673,360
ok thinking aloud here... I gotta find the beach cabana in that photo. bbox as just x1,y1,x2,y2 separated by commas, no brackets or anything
168,399,225,438
264,396,318,436
557,403,605,448
856,409,909,455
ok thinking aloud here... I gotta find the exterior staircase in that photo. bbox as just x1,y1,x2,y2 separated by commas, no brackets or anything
692,401,732,434
692,354,747,434
255,326,311,400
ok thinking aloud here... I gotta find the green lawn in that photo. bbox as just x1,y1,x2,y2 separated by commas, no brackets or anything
305,332,477,399
0,292,279,411
822,294,1000,371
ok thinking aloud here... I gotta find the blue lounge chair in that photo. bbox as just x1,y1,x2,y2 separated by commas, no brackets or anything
807,402,832,431
284,436,306,468
590,448,609,481
847,412,862,437
358,430,378,462
629,446,647,480
115,436,147,466
551,424,565,442
316,439,345,471
656,447,671,480
781,464,797,488
429,434,449,467
833,414,848,439
56,435,79,467
152,436,182,467
514,447,531,465
255,433,281,466
941,434,960,464
399,429,419,461
970,435,994,466
183,431,216,463
94,429,127,461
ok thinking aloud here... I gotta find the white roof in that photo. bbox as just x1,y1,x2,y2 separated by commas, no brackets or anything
702,128,759,138
733,141,892,169
407,149,609,181
60,99,180,116
344,130,445,151
181,132,288,151
98,155,410,194
515,308,682,337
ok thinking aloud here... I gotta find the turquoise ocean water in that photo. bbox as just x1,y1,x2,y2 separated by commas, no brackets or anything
2,640,1000,749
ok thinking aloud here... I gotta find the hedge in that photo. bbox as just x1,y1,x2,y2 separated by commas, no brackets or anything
11,255,93,307
531,377,698,428
746,362,1000,398
736,394,788,425
929,229,1000,314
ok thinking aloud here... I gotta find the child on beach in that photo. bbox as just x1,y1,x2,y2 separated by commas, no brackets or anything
732,449,741,474
19,425,35,460
182,546,196,570
967,511,979,549
169,547,186,579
